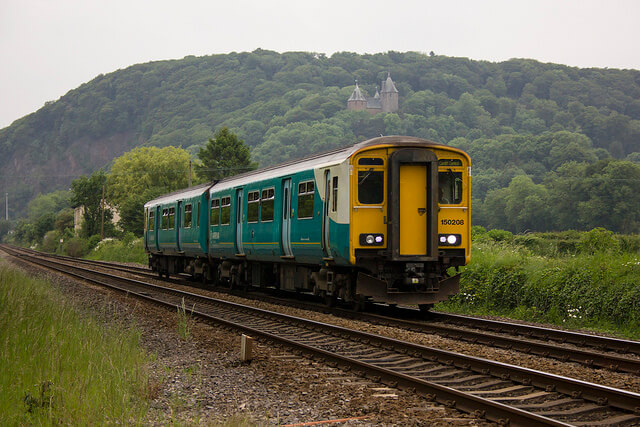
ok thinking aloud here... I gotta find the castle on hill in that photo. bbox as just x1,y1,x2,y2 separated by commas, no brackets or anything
347,72,399,114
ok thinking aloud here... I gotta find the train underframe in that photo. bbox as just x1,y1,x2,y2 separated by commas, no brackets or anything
148,252,462,310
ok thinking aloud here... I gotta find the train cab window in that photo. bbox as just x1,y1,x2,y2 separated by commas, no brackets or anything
332,177,338,212
220,196,231,225
261,188,275,222
358,169,384,204
210,199,220,225
148,211,155,231
247,191,260,223
168,207,175,229
358,157,384,166
438,159,462,167
184,204,192,228
298,181,314,219
439,171,463,204
162,209,169,230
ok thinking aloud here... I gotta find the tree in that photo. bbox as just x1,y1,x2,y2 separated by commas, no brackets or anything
70,171,114,238
118,189,163,236
196,127,257,181
0,220,10,242
107,146,194,206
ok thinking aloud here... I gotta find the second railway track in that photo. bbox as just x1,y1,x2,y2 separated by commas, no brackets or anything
2,245,640,426
8,245,640,376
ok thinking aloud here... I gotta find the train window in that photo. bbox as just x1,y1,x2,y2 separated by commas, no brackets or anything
184,204,192,228
358,169,384,204
298,181,314,219
358,157,384,166
439,171,463,204
162,208,169,230
247,191,260,223
210,199,220,225
332,177,338,212
197,202,201,227
148,211,155,231
220,196,231,225
438,159,462,167
168,207,175,229
261,188,275,222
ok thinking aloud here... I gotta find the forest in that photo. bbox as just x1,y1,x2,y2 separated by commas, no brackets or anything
0,49,639,234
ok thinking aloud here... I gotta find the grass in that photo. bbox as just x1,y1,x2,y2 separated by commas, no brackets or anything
0,261,150,425
85,237,147,264
436,238,640,340
177,297,195,341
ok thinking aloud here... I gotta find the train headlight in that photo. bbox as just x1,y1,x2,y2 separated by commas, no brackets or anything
359,233,385,246
439,234,461,246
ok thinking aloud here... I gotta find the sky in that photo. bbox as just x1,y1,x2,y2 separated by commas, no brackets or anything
1,0,639,129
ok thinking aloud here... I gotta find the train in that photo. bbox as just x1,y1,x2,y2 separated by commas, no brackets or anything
143,136,471,311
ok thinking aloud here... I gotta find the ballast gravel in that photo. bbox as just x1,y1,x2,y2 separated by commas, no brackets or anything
1,254,485,426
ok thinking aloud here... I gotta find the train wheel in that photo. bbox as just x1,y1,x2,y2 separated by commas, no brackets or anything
324,292,337,308
418,304,433,313
353,297,368,312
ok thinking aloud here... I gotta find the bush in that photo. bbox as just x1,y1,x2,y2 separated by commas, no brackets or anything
41,230,62,253
487,229,513,242
63,237,87,258
577,227,619,254
438,234,640,339
470,225,487,240
86,235,102,251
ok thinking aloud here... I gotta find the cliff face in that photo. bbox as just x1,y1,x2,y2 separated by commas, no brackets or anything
2,130,140,216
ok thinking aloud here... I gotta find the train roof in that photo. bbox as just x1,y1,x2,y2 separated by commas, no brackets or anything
144,181,214,208
209,136,463,193
144,136,469,207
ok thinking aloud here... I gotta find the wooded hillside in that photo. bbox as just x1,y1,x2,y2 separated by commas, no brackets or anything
1,49,639,231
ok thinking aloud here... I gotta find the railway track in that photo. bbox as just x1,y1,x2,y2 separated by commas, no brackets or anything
2,245,640,426
6,245,640,376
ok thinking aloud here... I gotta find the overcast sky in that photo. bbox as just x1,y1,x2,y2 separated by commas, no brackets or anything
1,0,639,129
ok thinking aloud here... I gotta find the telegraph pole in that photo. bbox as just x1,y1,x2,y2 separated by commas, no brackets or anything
100,186,105,240
4,192,7,221
188,160,192,187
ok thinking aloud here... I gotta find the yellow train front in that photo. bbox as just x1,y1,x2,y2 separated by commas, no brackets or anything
335,136,470,310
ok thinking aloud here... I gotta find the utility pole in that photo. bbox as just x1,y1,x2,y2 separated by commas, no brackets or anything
100,185,105,240
188,160,192,187
4,192,7,221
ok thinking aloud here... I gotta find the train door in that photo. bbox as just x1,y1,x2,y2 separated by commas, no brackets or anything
235,189,244,255
322,170,331,257
399,166,427,255
281,178,293,257
388,148,438,260
177,201,183,252
155,206,161,252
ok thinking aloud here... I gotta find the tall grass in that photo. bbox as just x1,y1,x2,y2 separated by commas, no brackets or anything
438,238,640,340
85,237,147,264
0,262,149,424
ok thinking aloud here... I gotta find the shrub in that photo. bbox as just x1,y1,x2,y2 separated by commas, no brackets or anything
41,230,62,253
470,225,487,240
487,229,513,242
577,227,619,254
86,235,102,251
63,237,87,258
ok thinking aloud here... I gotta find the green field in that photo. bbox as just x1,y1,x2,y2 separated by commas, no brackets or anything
437,228,640,340
0,261,150,425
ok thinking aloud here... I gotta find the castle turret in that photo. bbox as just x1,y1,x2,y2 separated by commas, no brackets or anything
347,81,367,111
380,72,398,113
